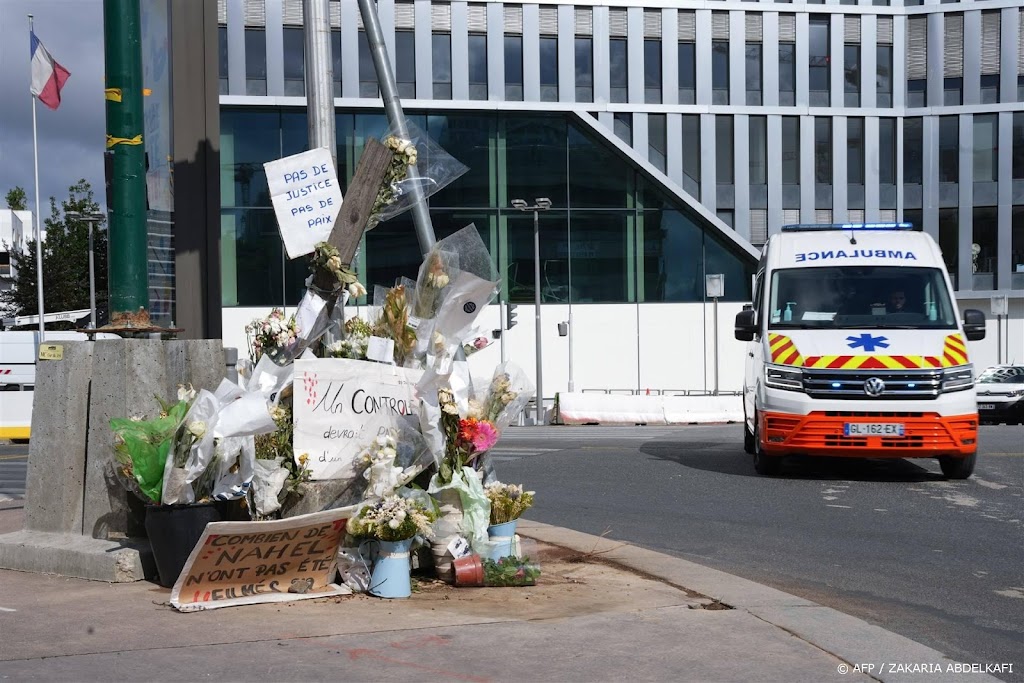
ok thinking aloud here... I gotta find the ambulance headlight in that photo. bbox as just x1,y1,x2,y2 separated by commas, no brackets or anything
765,365,804,391
940,365,974,393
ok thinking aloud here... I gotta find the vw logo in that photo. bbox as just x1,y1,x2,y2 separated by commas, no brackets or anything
863,377,886,397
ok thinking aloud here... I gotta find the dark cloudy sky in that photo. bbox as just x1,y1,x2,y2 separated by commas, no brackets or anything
1,0,106,219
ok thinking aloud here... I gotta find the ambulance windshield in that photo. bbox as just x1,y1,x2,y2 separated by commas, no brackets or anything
767,266,959,330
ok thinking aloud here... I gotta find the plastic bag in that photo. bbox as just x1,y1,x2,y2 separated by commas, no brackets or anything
251,456,290,517
337,544,373,592
428,467,490,554
210,436,256,502
368,120,468,230
470,362,534,432
161,389,220,505
356,413,433,501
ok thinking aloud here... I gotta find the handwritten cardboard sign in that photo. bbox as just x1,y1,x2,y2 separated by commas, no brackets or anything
265,147,344,259
294,358,423,480
170,507,353,612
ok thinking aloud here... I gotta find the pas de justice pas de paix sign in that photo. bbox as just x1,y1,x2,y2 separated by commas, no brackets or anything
264,147,343,259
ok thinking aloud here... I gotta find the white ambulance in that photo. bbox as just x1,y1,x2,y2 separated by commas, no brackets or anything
734,223,986,479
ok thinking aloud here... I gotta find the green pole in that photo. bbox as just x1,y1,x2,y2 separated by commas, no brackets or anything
104,0,149,316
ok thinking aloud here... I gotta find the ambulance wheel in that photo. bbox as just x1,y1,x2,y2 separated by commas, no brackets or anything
752,411,783,476
938,452,975,480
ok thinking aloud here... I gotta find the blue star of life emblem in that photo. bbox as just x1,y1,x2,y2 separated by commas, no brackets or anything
846,333,889,352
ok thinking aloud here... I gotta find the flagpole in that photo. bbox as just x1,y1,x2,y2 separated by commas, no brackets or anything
28,14,46,341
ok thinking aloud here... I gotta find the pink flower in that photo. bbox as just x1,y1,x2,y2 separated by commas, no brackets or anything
473,337,489,350
471,420,499,452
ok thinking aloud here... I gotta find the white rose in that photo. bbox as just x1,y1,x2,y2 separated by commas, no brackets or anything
177,384,197,402
348,281,367,298
187,421,207,440
388,519,401,529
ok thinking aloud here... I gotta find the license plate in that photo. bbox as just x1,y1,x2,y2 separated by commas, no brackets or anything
844,422,905,437
978,404,995,410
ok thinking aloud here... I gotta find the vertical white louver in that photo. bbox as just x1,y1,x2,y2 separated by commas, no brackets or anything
750,210,768,245
848,209,865,223
906,16,928,80
609,8,627,37
944,14,963,78
432,4,451,31
467,4,486,33
330,0,340,28
746,14,763,43
880,209,897,222
283,0,302,26
844,16,860,44
778,14,796,43
643,10,661,39
980,11,1001,76
575,7,592,36
245,0,265,26
539,6,558,36
1019,9,1024,75
712,13,730,41
218,0,226,25
815,209,833,224
678,11,696,42
877,16,893,45
783,209,801,225
504,5,523,35
395,2,415,30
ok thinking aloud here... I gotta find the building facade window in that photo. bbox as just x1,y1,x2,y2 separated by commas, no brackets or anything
712,41,730,105
944,77,962,106
973,115,998,183
814,117,831,184
468,34,487,100
876,45,893,107
540,36,558,102
808,16,830,106
613,112,632,144
218,26,228,95
879,117,896,186
610,38,627,103
432,34,453,99
505,35,524,101
782,116,800,185
1013,113,1024,180
938,116,959,183
904,117,923,185
847,118,864,185
678,42,696,104
358,31,378,97
395,30,416,99
938,209,959,283
682,115,701,195
979,75,999,104
749,116,767,185
716,116,734,184
244,28,267,96
575,37,593,102
972,206,997,282
644,39,661,104
648,114,667,173
283,27,305,96
331,28,342,97
779,43,796,106
746,43,763,106
844,44,860,107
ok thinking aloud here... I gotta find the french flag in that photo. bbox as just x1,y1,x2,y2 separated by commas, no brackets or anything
30,31,71,111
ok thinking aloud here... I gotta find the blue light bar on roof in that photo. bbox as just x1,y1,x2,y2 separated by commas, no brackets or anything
781,222,915,232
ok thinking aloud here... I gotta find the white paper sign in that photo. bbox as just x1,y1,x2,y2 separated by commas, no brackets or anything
264,148,344,259
365,336,395,364
294,358,423,480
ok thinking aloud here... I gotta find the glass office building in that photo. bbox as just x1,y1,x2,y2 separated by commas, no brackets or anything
216,0,1023,392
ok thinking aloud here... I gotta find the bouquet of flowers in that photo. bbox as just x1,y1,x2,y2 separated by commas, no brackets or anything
309,241,367,298
347,495,436,542
371,285,417,366
110,384,196,505
436,387,499,485
485,482,534,525
326,317,372,360
468,363,534,430
245,308,299,363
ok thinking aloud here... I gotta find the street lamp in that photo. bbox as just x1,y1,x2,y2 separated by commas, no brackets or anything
65,211,102,329
511,197,551,425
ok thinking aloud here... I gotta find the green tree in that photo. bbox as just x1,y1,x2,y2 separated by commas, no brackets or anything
0,180,109,329
5,187,27,211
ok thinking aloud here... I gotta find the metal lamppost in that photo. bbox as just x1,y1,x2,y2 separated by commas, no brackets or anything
66,211,102,329
512,198,551,424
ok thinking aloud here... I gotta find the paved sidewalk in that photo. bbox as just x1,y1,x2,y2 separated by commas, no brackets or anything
0,507,1003,683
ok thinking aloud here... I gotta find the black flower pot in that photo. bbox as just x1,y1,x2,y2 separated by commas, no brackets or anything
145,502,222,588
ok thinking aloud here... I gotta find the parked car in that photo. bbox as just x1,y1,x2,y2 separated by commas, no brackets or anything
975,365,1024,425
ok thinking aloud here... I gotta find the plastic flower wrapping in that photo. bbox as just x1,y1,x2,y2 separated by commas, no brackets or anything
245,308,299,364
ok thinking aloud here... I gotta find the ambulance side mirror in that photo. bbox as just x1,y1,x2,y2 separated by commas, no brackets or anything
735,309,757,341
962,309,986,341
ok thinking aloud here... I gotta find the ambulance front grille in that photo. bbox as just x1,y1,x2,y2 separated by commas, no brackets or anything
802,369,942,400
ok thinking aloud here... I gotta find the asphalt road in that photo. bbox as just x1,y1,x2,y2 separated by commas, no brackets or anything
0,444,28,505
494,424,1024,682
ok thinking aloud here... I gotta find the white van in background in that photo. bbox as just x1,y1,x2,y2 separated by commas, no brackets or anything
735,223,986,479
0,331,119,440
